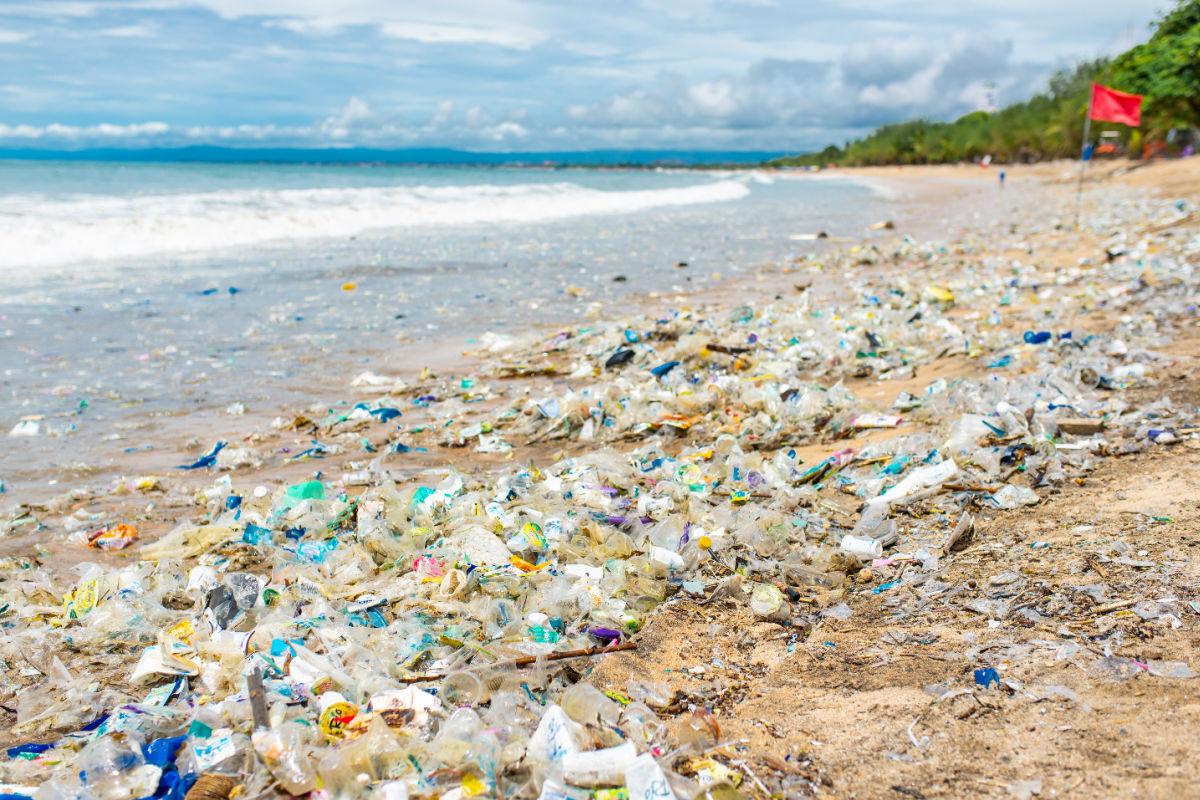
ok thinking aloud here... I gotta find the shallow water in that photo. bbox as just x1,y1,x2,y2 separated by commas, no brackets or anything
0,162,888,500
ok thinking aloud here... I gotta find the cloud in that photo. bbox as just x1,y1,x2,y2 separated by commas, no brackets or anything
264,18,343,35
0,95,535,149
97,23,157,37
426,100,454,128
457,105,528,140
845,32,1044,126
0,121,169,139
380,21,544,50
933,31,1013,92
840,37,930,87
0,0,1167,152
463,105,493,128
567,57,834,130
748,58,832,84
127,0,549,50
483,120,528,141
560,30,1052,146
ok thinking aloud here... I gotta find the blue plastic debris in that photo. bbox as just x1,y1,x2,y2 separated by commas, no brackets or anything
650,360,681,378
974,667,1000,688
177,441,227,470
6,742,53,759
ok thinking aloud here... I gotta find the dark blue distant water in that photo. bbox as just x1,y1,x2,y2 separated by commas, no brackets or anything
0,146,787,165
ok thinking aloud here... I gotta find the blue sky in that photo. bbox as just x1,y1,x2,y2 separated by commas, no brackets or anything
0,0,1167,152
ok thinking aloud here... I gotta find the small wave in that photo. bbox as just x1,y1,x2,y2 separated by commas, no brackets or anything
0,178,751,270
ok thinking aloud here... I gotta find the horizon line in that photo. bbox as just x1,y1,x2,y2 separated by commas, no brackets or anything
0,144,791,166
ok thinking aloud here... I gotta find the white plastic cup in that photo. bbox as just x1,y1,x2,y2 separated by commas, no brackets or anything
440,671,485,706
647,546,684,571
186,566,219,601
840,534,883,560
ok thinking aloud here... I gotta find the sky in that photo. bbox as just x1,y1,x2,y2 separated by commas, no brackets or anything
0,0,1170,153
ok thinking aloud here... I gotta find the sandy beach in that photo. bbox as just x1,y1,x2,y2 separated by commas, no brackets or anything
4,158,1200,798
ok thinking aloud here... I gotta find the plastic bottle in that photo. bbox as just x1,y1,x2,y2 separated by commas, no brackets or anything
316,715,408,797
851,503,897,545
749,583,789,621
840,535,883,560
76,737,161,800
560,683,621,727
675,708,721,751
252,725,319,795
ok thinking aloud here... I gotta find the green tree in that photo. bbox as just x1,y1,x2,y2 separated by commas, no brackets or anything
766,1,1200,168
1109,1,1200,132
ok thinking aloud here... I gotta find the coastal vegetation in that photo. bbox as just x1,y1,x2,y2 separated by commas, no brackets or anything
769,0,1200,167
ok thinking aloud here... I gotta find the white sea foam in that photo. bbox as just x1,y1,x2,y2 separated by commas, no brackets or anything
0,178,751,270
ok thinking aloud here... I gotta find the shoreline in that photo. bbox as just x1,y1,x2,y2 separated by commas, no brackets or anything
1,168,891,507
0,159,1162,593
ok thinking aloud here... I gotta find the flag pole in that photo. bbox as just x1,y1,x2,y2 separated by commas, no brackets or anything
1073,84,1095,230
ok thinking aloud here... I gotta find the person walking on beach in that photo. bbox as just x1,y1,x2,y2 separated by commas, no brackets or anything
999,170,1005,188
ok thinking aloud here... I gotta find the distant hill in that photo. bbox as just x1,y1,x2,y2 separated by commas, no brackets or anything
0,145,784,167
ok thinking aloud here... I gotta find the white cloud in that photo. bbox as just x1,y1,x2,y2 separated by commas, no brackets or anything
562,30,1051,146
0,121,169,139
124,0,549,50
426,100,454,128
568,57,833,130
463,105,494,128
840,37,930,86
0,99,424,148
687,80,739,117
483,120,528,141
380,21,543,50
97,23,158,37
0,2,101,17
264,18,342,35
0,0,1169,152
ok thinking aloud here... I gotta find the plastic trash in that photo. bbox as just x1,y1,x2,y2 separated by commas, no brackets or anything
840,534,883,560
625,753,679,800
252,725,319,795
869,459,959,508
562,742,637,787
749,584,789,621
5,182,1200,799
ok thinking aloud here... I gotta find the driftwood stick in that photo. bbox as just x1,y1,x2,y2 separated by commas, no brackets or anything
398,641,637,684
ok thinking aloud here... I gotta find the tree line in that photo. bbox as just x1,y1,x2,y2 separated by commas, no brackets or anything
768,0,1200,167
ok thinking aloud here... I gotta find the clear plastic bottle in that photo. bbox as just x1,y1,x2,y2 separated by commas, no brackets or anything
75,737,162,800
317,715,409,797
560,683,621,727
252,724,319,795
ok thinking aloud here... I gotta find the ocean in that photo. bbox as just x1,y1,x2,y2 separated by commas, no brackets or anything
0,160,888,498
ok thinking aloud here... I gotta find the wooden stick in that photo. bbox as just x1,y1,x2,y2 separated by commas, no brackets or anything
1092,598,1137,614
398,641,638,684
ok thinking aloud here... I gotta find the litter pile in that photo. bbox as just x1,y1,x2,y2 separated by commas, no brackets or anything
1,187,1199,799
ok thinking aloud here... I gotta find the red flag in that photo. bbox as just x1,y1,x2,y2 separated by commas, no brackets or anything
1089,83,1142,127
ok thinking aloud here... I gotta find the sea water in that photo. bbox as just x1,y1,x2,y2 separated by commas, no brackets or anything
0,160,887,497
